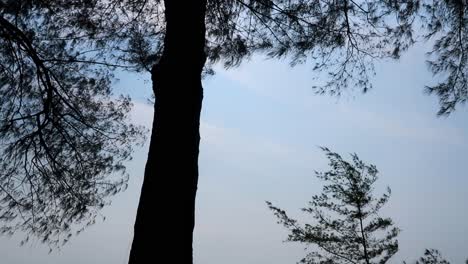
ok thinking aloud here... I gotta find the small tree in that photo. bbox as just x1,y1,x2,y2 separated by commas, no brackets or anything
413,249,450,264
409,249,467,264
267,147,399,264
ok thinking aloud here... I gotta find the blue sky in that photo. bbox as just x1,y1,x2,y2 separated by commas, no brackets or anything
2,42,468,264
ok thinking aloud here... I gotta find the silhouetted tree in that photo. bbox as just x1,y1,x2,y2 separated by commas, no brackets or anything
267,148,399,264
413,249,451,264
1,1,466,264
129,1,416,263
0,0,146,247
421,1,467,115
407,249,468,264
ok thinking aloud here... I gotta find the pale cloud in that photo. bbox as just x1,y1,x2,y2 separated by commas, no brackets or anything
214,49,467,148
129,100,322,174
216,66,466,146
213,58,315,101
334,104,467,146
200,121,322,169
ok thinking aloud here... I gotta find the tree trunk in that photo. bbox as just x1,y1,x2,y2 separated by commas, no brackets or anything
358,205,370,264
128,1,207,263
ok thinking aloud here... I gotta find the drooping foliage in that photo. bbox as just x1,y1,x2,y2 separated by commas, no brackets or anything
0,0,149,246
267,147,399,264
421,0,467,115
206,0,417,94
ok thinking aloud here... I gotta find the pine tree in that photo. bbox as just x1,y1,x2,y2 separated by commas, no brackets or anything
414,249,450,264
409,249,468,264
267,147,399,264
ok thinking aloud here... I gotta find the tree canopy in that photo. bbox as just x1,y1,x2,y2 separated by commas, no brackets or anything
208,0,466,115
0,0,146,246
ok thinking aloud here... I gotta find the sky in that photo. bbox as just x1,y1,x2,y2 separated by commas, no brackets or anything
2,42,468,264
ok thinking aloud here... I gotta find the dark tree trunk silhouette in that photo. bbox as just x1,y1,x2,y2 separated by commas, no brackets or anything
128,1,207,263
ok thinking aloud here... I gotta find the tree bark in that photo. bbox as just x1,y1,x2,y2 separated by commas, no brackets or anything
128,1,207,263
